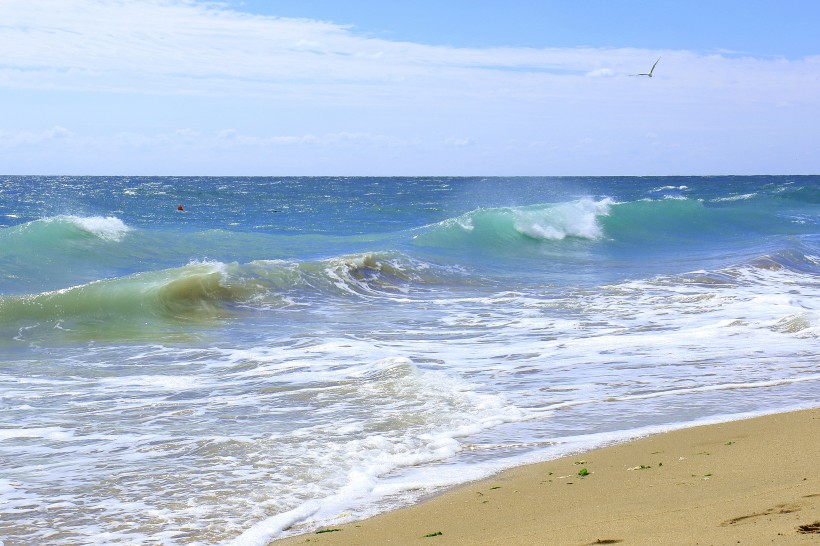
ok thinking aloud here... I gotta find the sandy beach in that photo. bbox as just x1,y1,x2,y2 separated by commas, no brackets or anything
272,408,820,545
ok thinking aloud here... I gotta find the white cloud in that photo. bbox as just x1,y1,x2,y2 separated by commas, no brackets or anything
442,137,474,147
0,126,410,151
1,0,816,104
0,126,75,146
214,130,408,148
1,0,819,174
586,68,615,78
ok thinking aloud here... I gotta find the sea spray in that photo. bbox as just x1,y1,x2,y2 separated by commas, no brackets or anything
511,198,612,240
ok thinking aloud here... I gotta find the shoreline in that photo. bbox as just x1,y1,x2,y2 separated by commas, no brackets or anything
271,407,820,545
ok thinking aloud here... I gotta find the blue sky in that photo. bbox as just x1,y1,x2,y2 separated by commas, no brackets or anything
2,0,819,175
229,0,820,57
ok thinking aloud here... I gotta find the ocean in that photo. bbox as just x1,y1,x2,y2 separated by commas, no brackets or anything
1,175,818,545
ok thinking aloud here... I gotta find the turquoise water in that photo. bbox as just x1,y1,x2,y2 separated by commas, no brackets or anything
1,176,818,544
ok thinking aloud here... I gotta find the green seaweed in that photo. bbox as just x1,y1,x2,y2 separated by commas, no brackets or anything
424,531,444,538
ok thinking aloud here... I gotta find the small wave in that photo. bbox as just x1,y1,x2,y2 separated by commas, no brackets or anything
650,185,688,192
711,193,758,202
776,186,820,204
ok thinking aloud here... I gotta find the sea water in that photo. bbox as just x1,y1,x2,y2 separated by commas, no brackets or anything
0,176,818,545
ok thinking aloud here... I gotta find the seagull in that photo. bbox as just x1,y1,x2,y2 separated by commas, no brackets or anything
632,57,660,77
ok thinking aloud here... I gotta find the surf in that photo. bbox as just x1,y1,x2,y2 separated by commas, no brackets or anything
0,252,464,342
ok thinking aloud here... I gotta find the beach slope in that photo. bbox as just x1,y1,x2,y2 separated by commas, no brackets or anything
273,408,820,545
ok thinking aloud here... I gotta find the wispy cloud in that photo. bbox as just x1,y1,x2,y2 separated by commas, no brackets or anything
3,0,816,103
0,126,411,152
2,0,819,174
0,126,75,146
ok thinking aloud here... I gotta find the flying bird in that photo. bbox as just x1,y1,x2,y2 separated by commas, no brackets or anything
632,57,660,77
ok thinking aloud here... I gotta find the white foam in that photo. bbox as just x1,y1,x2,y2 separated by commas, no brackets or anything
0,427,75,442
227,501,321,546
513,198,612,240
712,193,758,202
63,215,130,241
98,374,205,390
4,241,818,545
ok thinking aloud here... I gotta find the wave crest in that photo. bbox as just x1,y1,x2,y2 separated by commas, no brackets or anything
2,215,131,246
413,198,612,252
0,261,238,330
0,253,458,338
59,215,131,241
512,198,612,241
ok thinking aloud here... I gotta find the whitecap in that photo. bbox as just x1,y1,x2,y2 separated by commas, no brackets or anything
63,215,130,241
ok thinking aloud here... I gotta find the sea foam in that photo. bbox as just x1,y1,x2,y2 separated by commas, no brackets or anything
59,215,131,241
512,198,612,240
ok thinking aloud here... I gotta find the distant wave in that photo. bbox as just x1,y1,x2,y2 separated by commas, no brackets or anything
413,199,613,251
409,195,819,259
59,215,131,241
1,215,130,247
776,185,820,204
412,197,724,251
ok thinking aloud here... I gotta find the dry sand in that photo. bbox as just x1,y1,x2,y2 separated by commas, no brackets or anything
272,408,820,545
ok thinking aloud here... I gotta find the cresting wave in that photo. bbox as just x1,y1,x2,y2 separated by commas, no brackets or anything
0,215,131,246
4,197,810,269
3,197,816,335
0,262,238,328
414,198,612,249
411,195,812,253
0,253,459,335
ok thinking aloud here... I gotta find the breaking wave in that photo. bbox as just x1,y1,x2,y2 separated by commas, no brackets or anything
0,215,131,246
0,253,461,335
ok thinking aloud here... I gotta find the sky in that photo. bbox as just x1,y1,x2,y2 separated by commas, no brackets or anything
1,0,819,176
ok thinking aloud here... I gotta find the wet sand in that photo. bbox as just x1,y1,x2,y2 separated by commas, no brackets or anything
272,408,820,545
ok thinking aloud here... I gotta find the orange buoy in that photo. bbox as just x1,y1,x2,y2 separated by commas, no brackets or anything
177,205,184,211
